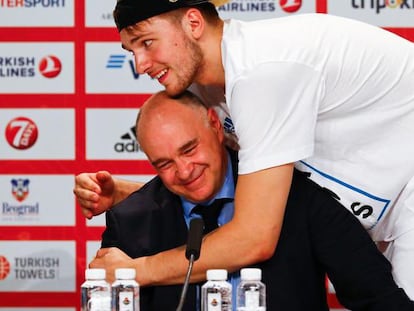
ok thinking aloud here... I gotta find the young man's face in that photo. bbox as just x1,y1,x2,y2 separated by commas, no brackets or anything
120,15,203,97
138,98,226,203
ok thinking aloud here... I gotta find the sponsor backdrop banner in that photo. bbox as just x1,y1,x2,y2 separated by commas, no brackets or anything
0,0,412,310
0,43,74,94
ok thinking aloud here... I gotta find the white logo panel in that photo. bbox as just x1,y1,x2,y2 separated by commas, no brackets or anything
86,109,148,160
0,0,74,27
87,174,156,227
0,175,75,226
0,43,74,94
85,0,116,27
328,0,414,27
85,43,163,94
86,241,101,266
218,0,316,21
0,241,76,292
0,109,75,160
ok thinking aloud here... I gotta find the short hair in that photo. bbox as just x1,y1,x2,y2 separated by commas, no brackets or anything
136,90,207,134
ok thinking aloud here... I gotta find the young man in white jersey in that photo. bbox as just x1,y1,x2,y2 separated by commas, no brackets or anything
74,0,414,298
94,90,414,310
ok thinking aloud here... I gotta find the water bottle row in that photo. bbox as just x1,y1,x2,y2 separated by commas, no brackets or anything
202,268,266,311
80,267,266,311
81,268,139,311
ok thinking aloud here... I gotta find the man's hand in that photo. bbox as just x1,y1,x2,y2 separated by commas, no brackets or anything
73,171,115,219
89,247,149,284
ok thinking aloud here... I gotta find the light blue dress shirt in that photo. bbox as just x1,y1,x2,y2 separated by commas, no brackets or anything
180,152,240,311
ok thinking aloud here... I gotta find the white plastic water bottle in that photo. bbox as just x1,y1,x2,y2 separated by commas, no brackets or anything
236,268,266,311
81,268,111,311
112,268,140,311
201,269,232,311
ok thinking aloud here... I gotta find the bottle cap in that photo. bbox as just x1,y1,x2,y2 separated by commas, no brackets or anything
85,268,106,280
240,268,262,281
115,268,136,280
206,269,228,281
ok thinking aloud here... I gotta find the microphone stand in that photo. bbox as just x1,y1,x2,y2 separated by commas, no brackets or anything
176,218,204,311
176,253,196,311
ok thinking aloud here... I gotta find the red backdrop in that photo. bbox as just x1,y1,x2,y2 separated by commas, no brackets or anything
0,0,413,310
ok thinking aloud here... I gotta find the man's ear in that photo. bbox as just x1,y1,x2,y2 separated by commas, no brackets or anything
183,8,205,39
207,108,223,134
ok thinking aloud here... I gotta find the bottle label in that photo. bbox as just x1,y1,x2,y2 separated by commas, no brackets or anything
119,291,135,311
88,292,111,311
245,291,259,308
207,292,222,311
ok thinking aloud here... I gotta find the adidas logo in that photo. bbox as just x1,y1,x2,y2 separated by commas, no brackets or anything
114,126,143,153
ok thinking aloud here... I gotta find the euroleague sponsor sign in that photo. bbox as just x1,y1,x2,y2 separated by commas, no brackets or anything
0,54,61,79
85,43,163,94
0,0,67,8
85,0,115,27
0,241,76,292
83,0,311,27
0,256,10,281
0,175,75,226
38,55,62,78
350,0,414,13
0,0,73,27
0,43,74,94
327,0,414,27
0,109,75,159
3,177,40,222
86,108,149,160
5,116,38,150
217,0,316,20
84,0,308,27
2,255,60,280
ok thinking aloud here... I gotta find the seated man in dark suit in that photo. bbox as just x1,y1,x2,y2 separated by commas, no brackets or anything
91,90,414,310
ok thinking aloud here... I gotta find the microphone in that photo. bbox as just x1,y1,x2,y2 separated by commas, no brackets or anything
185,217,204,260
176,218,204,311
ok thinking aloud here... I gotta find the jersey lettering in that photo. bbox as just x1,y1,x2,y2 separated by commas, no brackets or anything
350,202,373,219
297,161,391,231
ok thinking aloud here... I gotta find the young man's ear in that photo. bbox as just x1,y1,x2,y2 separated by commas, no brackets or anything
182,8,205,39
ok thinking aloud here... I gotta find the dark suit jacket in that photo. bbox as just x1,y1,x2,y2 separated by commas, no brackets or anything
102,152,414,311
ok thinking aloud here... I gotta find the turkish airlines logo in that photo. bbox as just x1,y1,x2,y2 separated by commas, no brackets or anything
5,117,39,150
279,0,302,13
0,256,11,280
38,55,62,78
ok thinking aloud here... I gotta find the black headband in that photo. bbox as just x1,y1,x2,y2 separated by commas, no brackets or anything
114,0,210,32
